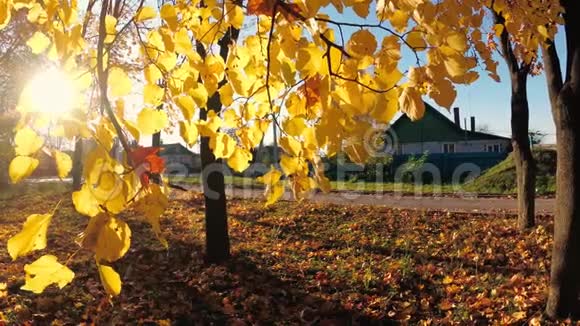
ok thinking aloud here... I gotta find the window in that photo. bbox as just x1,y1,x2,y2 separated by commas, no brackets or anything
485,144,502,152
443,143,455,153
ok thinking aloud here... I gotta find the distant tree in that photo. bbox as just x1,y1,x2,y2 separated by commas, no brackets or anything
528,129,546,146
476,124,491,133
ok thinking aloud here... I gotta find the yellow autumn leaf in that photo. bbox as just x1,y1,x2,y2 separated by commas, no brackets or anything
0,0,11,29
296,44,324,78
352,0,371,18
493,24,504,37
283,116,307,137
135,6,156,22
79,213,131,263
144,64,162,84
7,213,52,260
226,2,244,29
537,25,549,40
160,3,178,30
9,156,39,183
371,91,398,123
174,28,192,55
197,111,222,136
315,172,331,193
158,52,177,72
26,31,50,54
222,109,239,128
179,120,198,145
429,78,457,109
15,127,44,156
443,55,469,78
21,255,75,294
398,86,425,121
176,95,195,121
227,147,252,172
143,83,164,105
104,15,117,43
389,9,409,33
137,108,168,135
210,132,236,159
280,155,301,175
53,150,72,179
405,31,426,50
190,84,208,108
108,67,132,97
123,119,141,142
218,83,234,107
134,184,169,248
257,167,282,185
280,136,302,157
73,184,102,217
98,264,122,296
347,29,377,58
265,182,285,206
446,32,468,52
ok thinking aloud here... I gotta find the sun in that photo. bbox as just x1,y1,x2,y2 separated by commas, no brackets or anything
20,68,79,114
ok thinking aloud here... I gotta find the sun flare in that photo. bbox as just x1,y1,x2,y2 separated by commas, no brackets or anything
20,68,79,114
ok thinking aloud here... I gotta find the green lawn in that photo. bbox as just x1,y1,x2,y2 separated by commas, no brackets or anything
168,175,468,195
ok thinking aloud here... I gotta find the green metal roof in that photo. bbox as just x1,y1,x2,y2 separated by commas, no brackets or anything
389,103,510,143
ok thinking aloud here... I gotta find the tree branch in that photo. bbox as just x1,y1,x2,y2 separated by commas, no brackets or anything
97,0,133,163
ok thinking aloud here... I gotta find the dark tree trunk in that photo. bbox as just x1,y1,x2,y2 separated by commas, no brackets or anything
547,90,580,317
510,71,536,229
72,138,83,191
152,132,161,147
495,11,536,229
0,160,8,187
194,23,239,264
543,0,580,318
199,93,230,264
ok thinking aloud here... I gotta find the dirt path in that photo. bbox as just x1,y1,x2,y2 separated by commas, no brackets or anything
185,185,556,215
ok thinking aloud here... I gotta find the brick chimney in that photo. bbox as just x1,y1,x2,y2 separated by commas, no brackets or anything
453,107,460,126
470,116,475,132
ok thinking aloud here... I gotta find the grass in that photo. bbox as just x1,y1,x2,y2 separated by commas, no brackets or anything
464,148,556,195
0,184,563,324
168,148,558,197
169,174,459,194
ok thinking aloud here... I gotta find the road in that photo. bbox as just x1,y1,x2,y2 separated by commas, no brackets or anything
22,178,555,214
185,185,556,215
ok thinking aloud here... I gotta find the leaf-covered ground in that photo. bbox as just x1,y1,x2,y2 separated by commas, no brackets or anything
0,189,575,325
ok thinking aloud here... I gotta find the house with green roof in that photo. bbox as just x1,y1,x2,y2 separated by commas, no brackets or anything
389,103,510,155
386,103,511,181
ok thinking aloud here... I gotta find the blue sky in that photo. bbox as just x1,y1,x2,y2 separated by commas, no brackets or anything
325,5,565,144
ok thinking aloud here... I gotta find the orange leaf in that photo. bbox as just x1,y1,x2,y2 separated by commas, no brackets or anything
247,0,274,16
247,0,300,21
300,75,321,108
129,146,165,186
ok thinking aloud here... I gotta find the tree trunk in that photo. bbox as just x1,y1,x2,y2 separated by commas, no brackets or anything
152,132,161,147
194,17,239,264
543,0,580,317
495,10,536,229
510,71,536,230
199,93,230,264
546,84,580,318
0,159,8,187
72,138,83,191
